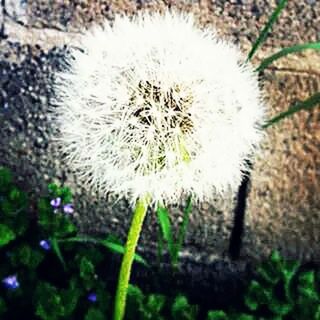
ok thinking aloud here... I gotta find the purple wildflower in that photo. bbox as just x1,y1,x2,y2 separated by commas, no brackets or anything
2,275,19,290
63,203,74,214
50,197,61,208
39,240,51,251
88,292,97,303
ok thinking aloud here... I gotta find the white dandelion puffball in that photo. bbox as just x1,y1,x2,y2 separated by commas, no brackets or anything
53,10,265,207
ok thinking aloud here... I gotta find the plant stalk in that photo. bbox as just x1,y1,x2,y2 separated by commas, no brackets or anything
113,197,148,320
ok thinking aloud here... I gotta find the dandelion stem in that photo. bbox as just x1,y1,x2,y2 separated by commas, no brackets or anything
113,197,148,320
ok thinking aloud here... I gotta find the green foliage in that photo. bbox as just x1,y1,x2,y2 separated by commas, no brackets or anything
85,308,105,320
207,310,228,320
247,0,288,61
35,282,65,320
263,92,320,128
171,295,198,320
34,281,81,320
48,183,72,204
79,256,96,290
0,223,15,247
0,168,29,237
59,235,148,266
256,42,320,72
1,167,320,320
38,197,77,239
156,196,192,268
9,244,44,269
244,251,320,319
126,285,166,320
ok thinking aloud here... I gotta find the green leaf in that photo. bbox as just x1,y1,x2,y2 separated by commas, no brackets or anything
256,42,320,72
60,235,148,266
106,239,146,265
50,237,67,270
247,0,288,61
237,315,255,320
48,183,58,194
244,281,272,311
263,92,320,128
0,198,14,216
282,260,300,301
61,279,81,316
35,282,65,320
59,186,72,203
257,264,280,285
10,245,44,269
53,214,77,238
269,299,293,316
0,167,12,192
297,271,318,300
156,205,175,263
171,295,198,320
207,310,228,320
174,196,192,266
85,308,105,320
142,294,166,319
8,188,27,207
38,198,54,233
80,256,95,279
79,256,95,289
0,224,15,247
126,285,145,320
48,183,73,204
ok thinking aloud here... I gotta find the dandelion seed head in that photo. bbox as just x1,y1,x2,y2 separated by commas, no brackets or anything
53,10,265,207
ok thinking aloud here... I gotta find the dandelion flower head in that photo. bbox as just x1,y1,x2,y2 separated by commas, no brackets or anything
53,10,265,207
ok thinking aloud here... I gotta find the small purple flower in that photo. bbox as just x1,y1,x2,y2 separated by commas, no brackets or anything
50,197,61,208
39,240,51,251
2,275,19,290
88,292,97,303
63,203,74,215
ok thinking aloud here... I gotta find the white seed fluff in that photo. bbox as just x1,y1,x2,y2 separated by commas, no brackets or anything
53,10,265,207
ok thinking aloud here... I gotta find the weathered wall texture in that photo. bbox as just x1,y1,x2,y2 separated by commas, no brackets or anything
0,0,319,264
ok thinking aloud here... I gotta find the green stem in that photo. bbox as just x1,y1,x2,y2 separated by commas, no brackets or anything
113,198,148,320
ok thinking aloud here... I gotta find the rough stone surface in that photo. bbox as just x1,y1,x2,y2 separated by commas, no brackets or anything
0,0,319,266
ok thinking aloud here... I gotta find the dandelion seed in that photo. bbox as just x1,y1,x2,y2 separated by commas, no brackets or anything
53,11,265,207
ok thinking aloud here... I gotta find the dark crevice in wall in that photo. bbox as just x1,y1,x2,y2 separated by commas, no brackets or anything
228,160,253,260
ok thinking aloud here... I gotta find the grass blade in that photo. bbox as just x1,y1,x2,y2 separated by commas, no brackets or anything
100,239,148,266
50,237,66,270
59,235,148,266
256,42,320,72
173,196,192,266
156,205,175,263
247,0,288,61
263,92,320,128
